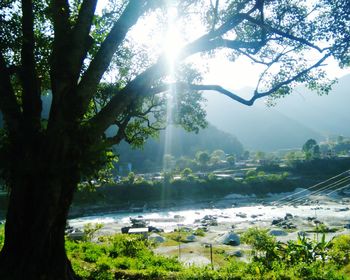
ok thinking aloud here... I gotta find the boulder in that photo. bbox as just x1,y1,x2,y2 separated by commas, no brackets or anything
336,207,350,212
271,218,283,225
269,230,288,236
232,250,243,257
284,213,293,220
149,233,166,243
226,250,243,257
236,212,247,218
186,234,197,242
148,226,164,233
218,232,240,246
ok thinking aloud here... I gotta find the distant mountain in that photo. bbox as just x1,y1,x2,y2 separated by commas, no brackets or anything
274,74,350,137
114,124,244,171
204,74,350,151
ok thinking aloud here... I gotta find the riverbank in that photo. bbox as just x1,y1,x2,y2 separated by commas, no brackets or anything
69,188,350,238
67,188,350,270
68,174,300,219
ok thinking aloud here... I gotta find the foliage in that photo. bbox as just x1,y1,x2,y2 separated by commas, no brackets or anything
126,172,136,184
241,227,279,263
83,223,104,242
196,151,210,167
0,224,3,250
211,150,226,160
2,0,350,277
329,235,350,266
112,124,244,173
0,226,349,279
193,228,205,237
66,234,182,279
226,155,235,166
242,228,340,268
180,168,193,179
63,231,350,280
303,139,321,160
72,172,296,210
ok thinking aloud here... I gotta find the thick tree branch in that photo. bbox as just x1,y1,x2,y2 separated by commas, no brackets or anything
104,96,164,146
51,0,70,42
106,115,131,146
21,0,42,130
87,0,329,139
87,56,168,135
76,0,148,117
0,52,22,135
50,0,72,96
68,0,98,81
182,53,332,106
87,10,251,134
254,52,331,97
136,52,332,107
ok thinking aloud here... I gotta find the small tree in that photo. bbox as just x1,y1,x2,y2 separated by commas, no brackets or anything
127,172,135,184
196,151,210,168
210,155,221,166
180,167,193,179
211,149,226,160
302,139,320,160
255,151,266,161
226,155,235,166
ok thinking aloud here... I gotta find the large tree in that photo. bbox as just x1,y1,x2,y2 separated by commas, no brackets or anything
0,0,348,279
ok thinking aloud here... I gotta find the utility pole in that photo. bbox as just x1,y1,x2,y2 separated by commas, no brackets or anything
209,243,213,270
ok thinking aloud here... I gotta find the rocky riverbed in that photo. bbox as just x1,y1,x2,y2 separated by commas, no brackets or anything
68,188,350,266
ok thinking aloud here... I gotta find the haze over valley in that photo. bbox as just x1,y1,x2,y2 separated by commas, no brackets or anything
205,74,350,151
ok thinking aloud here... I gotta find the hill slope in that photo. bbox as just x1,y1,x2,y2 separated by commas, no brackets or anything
204,74,350,151
115,124,244,171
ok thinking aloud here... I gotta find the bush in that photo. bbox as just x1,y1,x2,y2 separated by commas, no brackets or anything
66,234,182,279
0,224,4,250
329,235,350,265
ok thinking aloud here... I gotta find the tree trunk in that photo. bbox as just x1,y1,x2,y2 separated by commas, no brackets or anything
0,157,80,280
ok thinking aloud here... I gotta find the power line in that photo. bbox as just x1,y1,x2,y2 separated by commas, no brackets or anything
325,183,350,197
281,176,350,206
272,170,350,205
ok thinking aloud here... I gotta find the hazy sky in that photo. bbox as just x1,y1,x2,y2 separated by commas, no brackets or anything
97,1,350,91
204,55,350,91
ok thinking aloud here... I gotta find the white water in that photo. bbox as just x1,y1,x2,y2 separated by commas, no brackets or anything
69,189,350,232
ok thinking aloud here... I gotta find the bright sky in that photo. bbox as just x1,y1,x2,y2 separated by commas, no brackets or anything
97,1,350,91
203,56,350,91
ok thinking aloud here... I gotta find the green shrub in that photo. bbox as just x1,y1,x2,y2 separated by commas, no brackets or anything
241,227,278,262
66,233,183,279
194,228,205,237
0,224,4,250
83,223,103,242
329,235,350,265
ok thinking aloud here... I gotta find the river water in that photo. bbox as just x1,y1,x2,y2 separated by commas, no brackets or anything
69,189,350,233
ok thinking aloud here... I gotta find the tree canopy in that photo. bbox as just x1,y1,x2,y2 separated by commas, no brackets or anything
1,0,349,157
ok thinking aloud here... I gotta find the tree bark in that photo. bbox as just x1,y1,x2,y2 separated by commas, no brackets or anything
0,151,80,280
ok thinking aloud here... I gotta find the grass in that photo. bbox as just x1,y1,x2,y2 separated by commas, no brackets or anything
1,225,350,279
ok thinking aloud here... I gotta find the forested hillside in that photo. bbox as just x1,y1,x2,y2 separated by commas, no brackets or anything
114,124,244,172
